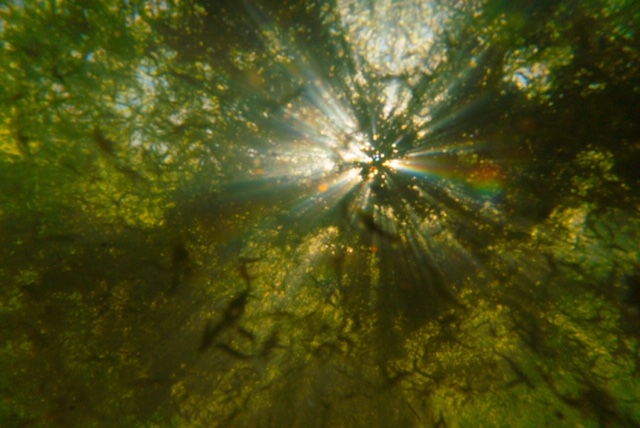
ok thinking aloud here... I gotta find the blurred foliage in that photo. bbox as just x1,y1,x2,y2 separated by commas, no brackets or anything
0,0,639,427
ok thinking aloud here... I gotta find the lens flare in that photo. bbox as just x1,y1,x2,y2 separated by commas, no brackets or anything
213,0,522,325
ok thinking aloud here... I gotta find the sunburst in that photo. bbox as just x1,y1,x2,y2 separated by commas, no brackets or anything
215,0,518,326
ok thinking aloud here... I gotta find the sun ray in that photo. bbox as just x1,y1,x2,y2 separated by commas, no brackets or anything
201,0,536,326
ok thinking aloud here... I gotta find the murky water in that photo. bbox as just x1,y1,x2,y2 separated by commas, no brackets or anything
1,0,639,426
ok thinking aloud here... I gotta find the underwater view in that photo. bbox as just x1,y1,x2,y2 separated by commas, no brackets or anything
1,0,639,426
